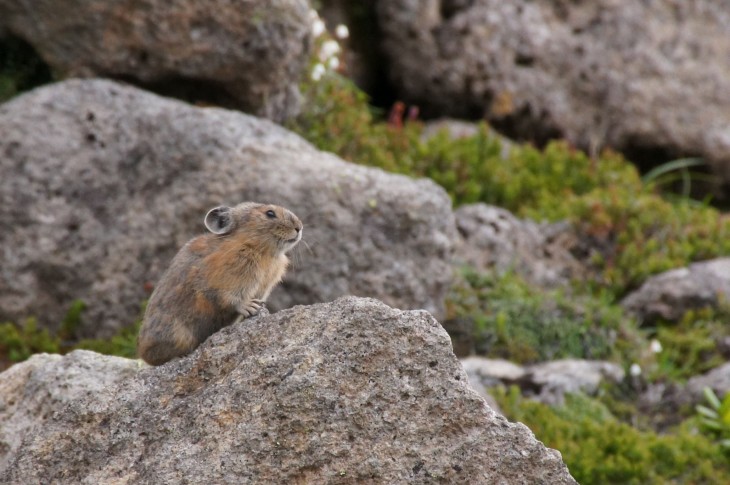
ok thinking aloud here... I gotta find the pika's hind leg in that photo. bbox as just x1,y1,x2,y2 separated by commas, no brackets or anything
138,341,182,366
138,320,198,365
138,334,196,366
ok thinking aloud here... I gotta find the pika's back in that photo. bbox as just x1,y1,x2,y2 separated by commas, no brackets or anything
137,202,303,366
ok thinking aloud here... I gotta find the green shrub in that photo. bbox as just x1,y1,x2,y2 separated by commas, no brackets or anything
291,74,730,295
696,387,730,451
71,302,145,359
446,268,642,364
293,72,419,173
652,306,730,382
495,387,730,484
0,301,144,369
74,318,141,359
58,299,86,341
0,318,60,366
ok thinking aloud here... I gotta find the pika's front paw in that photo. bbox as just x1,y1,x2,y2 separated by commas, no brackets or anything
237,299,262,318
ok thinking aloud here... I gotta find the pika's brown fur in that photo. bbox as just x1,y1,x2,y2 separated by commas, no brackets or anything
137,202,303,366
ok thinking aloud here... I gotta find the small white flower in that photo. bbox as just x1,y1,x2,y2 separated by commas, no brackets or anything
308,9,320,22
629,363,642,377
335,24,350,39
650,339,663,353
327,56,340,70
312,19,326,38
319,40,341,61
310,63,326,81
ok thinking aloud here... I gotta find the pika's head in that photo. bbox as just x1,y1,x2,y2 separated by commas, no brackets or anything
204,202,303,253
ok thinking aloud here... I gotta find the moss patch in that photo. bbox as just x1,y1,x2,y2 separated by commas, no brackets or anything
0,302,143,370
291,73,730,295
650,305,730,382
446,268,643,364
495,387,730,484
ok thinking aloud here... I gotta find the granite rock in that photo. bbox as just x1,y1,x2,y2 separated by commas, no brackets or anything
0,79,455,337
0,297,576,484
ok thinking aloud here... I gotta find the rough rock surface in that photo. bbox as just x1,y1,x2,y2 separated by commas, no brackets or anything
686,362,730,403
454,203,585,287
377,1,730,189
0,350,139,470
523,359,625,406
621,258,730,324
0,0,312,122
640,363,730,428
0,79,455,337
422,119,482,141
462,357,624,406
421,119,514,159
0,297,576,484
461,357,526,386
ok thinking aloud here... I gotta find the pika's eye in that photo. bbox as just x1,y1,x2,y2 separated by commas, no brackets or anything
266,210,276,219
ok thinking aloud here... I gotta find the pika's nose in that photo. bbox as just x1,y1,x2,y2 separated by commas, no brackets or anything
295,226,301,233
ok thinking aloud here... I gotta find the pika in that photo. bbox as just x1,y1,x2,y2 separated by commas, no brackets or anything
137,202,303,366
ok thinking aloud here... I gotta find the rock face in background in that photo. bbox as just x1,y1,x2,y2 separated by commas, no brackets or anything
0,0,312,122
640,362,730,428
462,357,624,406
377,1,730,192
621,258,730,324
421,119,514,159
686,362,730,404
0,351,138,470
454,203,586,287
0,79,455,337
0,297,576,484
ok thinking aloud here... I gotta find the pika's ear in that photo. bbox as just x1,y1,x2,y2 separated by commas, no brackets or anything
204,206,233,234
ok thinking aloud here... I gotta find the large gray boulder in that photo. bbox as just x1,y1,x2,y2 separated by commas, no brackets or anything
377,1,730,190
686,362,730,404
523,359,625,406
454,203,586,287
621,258,730,324
641,362,730,422
0,0,313,122
0,350,139,470
0,297,576,483
0,79,455,337
462,357,624,406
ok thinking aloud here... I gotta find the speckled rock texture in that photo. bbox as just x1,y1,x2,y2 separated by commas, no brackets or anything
0,0,312,122
0,79,455,337
377,1,730,191
454,204,585,287
0,350,139,470
0,297,576,484
621,258,730,324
